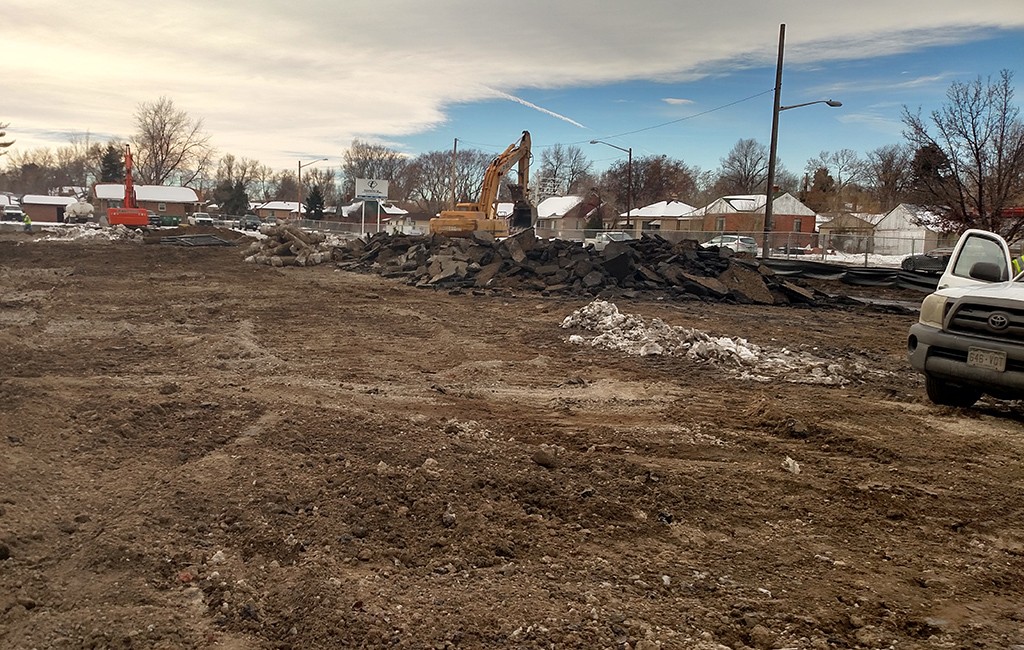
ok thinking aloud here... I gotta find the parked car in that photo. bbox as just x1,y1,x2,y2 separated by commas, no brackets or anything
238,214,261,231
901,247,953,274
584,231,634,251
907,229,1022,407
2,205,25,222
703,234,758,255
188,212,214,227
147,211,162,228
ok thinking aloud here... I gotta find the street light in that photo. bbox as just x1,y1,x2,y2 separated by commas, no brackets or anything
590,139,632,230
761,23,842,258
297,157,328,220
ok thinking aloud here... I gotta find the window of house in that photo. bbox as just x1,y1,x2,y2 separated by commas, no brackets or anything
793,218,802,232
158,203,167,213
715,217,726,231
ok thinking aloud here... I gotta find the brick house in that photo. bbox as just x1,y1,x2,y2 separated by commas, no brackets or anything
93,184,200,218
691,193,817,246
20,195,79,222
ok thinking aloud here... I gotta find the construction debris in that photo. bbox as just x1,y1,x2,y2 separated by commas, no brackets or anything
332,229,833,306
242,224,333,267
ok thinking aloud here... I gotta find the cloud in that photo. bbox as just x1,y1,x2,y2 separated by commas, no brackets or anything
662,98,695,106
2,0,1022,169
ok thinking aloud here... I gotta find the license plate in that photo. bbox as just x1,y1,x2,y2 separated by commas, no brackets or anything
968,347,1006,372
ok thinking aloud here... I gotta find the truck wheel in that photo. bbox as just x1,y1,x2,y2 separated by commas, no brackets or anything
925,375,981,407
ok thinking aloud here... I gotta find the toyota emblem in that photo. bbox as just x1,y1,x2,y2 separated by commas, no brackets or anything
987,312,1010,330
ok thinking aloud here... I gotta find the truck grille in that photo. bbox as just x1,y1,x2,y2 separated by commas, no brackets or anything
948,301,1024,343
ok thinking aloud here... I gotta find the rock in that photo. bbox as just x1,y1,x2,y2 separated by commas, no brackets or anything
748,624,775,649
531,448,558,469
0,542,10,560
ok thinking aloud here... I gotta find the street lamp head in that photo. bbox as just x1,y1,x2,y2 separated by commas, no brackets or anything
589,140,600,144
826,99,842,107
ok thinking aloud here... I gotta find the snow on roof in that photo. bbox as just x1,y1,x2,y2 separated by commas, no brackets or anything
94,184,199,203
337,200,408,217
258,201,302,213
537,195,583,218
632,200,697,218
21,195,78,206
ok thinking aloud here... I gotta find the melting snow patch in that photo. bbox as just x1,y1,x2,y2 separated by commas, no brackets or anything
35,224,143,243
561,300,863,385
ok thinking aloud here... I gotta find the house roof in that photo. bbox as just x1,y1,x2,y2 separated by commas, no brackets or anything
338,200,409,217
632,199,697,218
258,201,302,213
693,192,816,217
21,195,78,206
94,184,199,203
537,195,584,218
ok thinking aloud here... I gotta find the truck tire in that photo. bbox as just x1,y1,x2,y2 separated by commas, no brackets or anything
925,375,982,408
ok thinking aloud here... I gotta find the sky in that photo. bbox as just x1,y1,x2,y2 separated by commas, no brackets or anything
3,0,1024,182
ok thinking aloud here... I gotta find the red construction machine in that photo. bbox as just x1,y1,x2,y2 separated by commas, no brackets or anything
107,144,149,227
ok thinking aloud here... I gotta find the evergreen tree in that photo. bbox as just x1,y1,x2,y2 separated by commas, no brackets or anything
226,180,249,216
305,185,325,220
100,145,125,182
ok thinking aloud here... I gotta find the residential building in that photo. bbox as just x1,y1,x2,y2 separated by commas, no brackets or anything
691,193,817,247
19,195,79,222
873,204,957,256
817,212,886,253
535,194,603,240
93,184,200,219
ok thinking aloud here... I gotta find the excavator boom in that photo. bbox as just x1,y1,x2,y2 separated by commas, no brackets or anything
107,144,149,227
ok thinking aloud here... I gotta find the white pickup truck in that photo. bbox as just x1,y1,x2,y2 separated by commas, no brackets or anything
907,228,1023,407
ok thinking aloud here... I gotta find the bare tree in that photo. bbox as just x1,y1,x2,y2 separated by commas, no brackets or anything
601,154,699,213
716,138,769,194
131,96,215,186
340,140,409,199
406,150,451,215
302,166,338,206
534,144,593,197
902,69,1024,237
250,164,277,202
805,149,865,213
864,144,914,212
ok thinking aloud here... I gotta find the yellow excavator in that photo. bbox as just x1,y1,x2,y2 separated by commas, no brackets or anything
429,130,537,237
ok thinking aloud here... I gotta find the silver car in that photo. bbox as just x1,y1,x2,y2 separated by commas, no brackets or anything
703,234,758,255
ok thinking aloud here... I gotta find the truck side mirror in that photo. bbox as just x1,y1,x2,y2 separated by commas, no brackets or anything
969,261,1005,282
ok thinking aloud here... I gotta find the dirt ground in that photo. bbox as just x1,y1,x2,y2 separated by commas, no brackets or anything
1,230,1022,650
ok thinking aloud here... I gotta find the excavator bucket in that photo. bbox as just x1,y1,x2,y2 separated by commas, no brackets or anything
510,202,537,231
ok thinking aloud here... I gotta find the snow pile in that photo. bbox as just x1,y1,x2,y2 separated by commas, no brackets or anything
561,300,863,385
35,224,143,243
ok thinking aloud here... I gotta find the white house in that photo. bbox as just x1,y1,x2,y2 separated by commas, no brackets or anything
627,199,698,231
873,204,957,256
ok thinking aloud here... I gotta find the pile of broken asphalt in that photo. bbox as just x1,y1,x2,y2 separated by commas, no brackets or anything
332,229,869,308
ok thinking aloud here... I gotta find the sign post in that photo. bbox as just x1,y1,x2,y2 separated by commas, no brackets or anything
355,178,389,238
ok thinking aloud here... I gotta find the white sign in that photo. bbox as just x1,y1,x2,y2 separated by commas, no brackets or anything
355,178,389,200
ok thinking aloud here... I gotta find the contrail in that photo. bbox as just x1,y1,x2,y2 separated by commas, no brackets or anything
493,90,587,129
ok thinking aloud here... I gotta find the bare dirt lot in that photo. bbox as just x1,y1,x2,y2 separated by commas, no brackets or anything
1,231,1022,649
